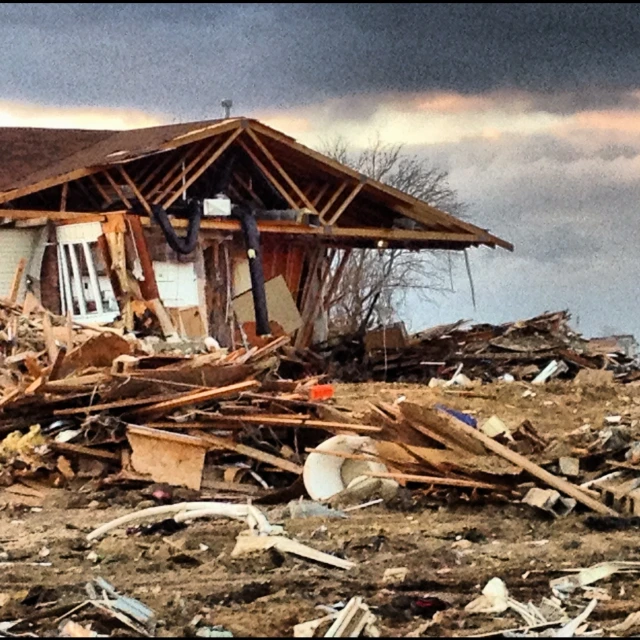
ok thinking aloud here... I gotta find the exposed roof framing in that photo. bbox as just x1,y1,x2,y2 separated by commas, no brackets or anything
0,118,512,251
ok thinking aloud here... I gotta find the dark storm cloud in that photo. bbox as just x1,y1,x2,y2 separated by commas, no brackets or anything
1,3,640,115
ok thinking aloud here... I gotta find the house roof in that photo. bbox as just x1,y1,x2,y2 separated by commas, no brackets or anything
0,118,512,251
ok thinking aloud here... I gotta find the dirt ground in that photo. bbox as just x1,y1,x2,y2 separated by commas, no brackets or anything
1,381,640,637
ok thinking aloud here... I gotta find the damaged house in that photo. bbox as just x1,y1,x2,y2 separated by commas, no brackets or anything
0,118,512,347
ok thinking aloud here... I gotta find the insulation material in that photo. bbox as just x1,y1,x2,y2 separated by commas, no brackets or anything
233,275,302,335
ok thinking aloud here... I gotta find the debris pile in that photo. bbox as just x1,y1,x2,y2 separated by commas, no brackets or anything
313,310,640,383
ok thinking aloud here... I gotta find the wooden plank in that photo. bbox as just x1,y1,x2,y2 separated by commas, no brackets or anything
153,139,216,204
49,345,67,381
238,139,299,210
7,258,27,303
319,182,348,219
88,174,113,207
60,182,69,212
194,431,303,475
405,403,617,516
49,441,120,462
249,120,513,251
197,414,382,433
324,180,366,226
128,380,261,418
53,390,195,416
102,170,132,208
162,129,243,208
246,129,319,214
126,215,160,300
119,166,152,215
138,216,485,245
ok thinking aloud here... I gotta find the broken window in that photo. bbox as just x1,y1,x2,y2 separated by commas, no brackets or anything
56,222,119,323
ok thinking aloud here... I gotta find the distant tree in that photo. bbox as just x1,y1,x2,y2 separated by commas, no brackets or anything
321,135,467,336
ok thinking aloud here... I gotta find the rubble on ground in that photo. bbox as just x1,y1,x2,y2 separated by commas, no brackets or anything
313,310,640,384
4,299,640,637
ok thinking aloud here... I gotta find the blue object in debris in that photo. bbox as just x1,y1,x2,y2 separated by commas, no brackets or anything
434,404,477,428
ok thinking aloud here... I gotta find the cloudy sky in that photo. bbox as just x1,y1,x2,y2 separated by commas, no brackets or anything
1,3,639,338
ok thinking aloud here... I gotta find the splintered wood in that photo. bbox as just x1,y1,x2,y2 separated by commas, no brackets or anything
0,297,626,514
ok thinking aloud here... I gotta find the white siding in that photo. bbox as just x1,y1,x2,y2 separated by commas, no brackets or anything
0,230,38,302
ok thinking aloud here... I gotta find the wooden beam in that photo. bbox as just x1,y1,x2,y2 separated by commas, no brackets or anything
102,170,132,208
238,139,299,210
323,248,352,310
139,216,487,245
406,404,617,516
8,258,26,303
162,128,244,209
119,166,152,215
195,414,382,433
153,139,216,205
233,173,265,208
311,182,330,208
88,174,113,207
60,183,68,212
250,120,513,251
0,209,112,222
147,144,203,200
126,214,160,300
192,431,303,475
139,150,181,194
128,380,261,418
319,182,347,219
324,180,366,226
246,128,319,214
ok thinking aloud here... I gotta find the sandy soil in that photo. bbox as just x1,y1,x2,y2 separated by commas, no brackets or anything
1,381,639,637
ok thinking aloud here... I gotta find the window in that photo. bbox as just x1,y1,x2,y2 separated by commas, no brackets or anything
56,222,119,323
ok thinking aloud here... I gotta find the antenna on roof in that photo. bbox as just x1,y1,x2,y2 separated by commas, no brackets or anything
221,99,233,119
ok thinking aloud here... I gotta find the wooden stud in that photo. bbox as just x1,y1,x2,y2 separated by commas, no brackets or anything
8,258,27,303
250,120,513,250
319,182,348,220
311,182,330,208
139,150,181,194
126,215,160,300
118,166,152,215
153,140,216,205
324,180,366,226
102,170,132,209
162,128,244,209
238,139,299,210
88,174,113,207
60,183,69,212
247,128,319,214
146,144,202,200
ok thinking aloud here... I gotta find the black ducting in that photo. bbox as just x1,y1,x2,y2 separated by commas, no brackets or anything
234,205,271,336
152,199,203,255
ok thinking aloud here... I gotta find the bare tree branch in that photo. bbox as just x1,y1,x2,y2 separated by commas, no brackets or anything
320,134,466,335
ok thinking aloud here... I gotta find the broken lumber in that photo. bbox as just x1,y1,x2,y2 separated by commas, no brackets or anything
402,403,617,516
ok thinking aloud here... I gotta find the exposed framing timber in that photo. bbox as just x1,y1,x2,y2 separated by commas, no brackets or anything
102,170,132,209
323,179,366,226
250,120,512,250
238,139,299,210
138,150,181,195
88,174,114,208
119,166,152,215
162,127,243,209
148,143,205,201
141,216,492,246
311,183,330,208
60,183,68,212
319,182,348,221
246,128,318,214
